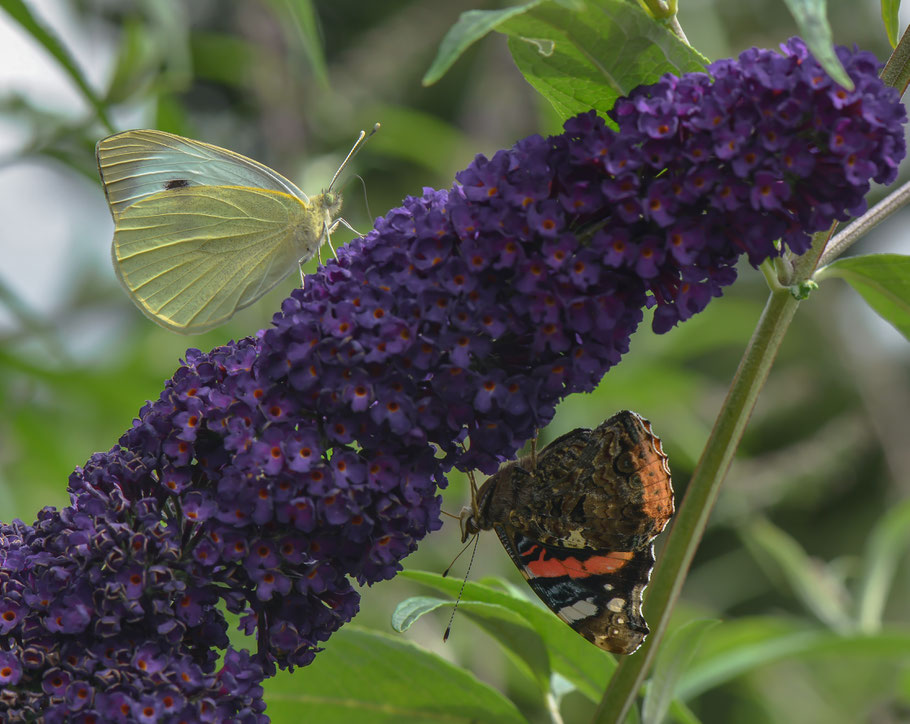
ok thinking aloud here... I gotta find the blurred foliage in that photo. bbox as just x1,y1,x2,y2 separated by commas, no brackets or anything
1,1,909,723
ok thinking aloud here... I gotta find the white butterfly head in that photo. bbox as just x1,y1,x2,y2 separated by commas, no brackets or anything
321,191,343,217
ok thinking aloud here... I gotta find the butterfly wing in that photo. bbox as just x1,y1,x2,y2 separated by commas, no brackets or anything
96,130,308,217
97,130,335,333
111,185,319,333
472,412,673,552
494,524,653,654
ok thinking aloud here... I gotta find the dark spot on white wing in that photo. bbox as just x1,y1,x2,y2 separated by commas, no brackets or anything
164,179,190,190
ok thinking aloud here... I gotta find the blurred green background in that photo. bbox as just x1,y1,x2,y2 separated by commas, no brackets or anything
1,1,909,722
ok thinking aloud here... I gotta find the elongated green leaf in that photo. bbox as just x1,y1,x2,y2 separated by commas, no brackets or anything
423,2,544,85
266,626,529,724
780,0,852,88
104,5,191,105
401,570,615,701
0,0,113,130
680,619,910,700
741,518,851,632
104,19,151,105
423,0,706,118
668,699,705,724
882,0,901,47
857,498,910,631
641,620,719,724
262,0,329,86
393,595,552,688
816,253,910,341
502,0,707,117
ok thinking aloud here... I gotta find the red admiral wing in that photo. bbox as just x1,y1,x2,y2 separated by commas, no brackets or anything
459,410,673,654
466,410,673,551
493,524,654,655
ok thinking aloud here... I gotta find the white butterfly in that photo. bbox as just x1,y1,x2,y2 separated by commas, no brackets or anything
96,126,375,333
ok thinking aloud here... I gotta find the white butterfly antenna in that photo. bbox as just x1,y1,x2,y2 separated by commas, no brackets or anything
327,122,380,193
312,124,380,269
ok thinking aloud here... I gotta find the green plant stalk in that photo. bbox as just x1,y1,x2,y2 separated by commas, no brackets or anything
590,229,833,723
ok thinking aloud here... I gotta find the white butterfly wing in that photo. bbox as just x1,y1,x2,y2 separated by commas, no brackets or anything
96,129,309,217
111,185,323,334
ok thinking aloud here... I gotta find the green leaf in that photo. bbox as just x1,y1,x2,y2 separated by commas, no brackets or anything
391,595,449,632
423,0,706,118
741,518,852,632
502,0,707,118
815,253,910,342
422,2,545,86
680,617,910,700
105,5,192,105
400,570,616,701
857,498,910,631
104,19,152,105
780,0,853,88
668,699,705,724
266,626,529,723
641,619,719,724
190,32,255,87
882,0,901,47
393,595,552,689
262,0,329,86
0,0,114,130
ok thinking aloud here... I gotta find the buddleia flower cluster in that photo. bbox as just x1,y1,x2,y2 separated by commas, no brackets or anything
0,38,904,721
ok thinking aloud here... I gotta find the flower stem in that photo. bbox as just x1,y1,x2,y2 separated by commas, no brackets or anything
589,225,831,723
816,179,910,269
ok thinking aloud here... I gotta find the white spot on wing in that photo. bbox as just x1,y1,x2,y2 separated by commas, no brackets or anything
607,597,625,613
558,597,598,623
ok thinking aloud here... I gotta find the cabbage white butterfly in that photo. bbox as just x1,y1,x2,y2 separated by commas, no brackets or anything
96,125,376,334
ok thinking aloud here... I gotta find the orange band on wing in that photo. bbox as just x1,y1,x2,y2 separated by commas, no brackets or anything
522,546,634,579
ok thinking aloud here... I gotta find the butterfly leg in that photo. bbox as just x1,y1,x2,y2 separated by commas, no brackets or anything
323,219,337,260
457,440,482,519
335,217,361,236
528,434,539,471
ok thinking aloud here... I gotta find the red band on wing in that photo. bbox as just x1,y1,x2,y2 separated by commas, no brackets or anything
521,545,634,579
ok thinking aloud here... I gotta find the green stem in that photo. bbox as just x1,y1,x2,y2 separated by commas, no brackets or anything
815,179,910,270
759,258,785,292
589,225,832,722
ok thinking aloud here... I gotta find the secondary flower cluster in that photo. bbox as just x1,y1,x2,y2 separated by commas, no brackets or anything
0,38,903,722
551,37,905,331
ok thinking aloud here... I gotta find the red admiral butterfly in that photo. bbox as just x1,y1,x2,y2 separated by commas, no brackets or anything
460,410,673,654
